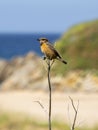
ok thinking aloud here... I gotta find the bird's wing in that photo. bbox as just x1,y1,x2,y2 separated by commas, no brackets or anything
46,42,54,49
46,42,61,58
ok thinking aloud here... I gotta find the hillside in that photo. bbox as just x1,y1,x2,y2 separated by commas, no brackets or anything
54,20,98,74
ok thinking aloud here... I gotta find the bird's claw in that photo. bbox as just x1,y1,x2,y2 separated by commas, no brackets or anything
42,56,47,60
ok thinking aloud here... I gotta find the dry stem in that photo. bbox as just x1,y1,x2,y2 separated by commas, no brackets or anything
69,96,79,130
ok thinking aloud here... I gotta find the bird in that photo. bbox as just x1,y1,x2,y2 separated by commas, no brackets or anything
37,38,67,64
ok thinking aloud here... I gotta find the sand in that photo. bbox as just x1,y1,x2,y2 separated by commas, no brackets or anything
0,91,98,127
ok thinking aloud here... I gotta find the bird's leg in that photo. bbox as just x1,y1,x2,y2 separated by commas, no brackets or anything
46,59,55,68
43,56,54,68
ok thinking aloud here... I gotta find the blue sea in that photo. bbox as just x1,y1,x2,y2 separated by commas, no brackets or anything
0,33,61,60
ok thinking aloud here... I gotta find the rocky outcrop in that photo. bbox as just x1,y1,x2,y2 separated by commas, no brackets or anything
0,52,44,90
0,52,98,92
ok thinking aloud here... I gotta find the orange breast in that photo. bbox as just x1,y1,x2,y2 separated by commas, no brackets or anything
41,43,57,59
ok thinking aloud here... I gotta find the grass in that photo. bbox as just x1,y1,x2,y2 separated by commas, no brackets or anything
53,19,98,75
0,112,98,130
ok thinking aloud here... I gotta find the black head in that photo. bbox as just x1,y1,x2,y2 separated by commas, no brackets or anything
37,38,48,43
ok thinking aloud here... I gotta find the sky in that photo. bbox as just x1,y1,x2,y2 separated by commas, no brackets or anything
0,0,98,33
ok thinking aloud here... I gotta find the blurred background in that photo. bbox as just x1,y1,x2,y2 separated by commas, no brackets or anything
0,0,98,130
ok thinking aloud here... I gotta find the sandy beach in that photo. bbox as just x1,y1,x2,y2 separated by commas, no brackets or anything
0,91,98,127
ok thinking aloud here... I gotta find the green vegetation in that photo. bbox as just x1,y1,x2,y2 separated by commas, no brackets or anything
0,112,69,130
53,19,98,75
0,112,98,130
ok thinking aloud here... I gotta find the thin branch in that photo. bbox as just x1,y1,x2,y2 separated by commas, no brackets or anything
46,59,54,130
34,100,48,115
69,96,79,130
47,60,52,130
39,57,54,130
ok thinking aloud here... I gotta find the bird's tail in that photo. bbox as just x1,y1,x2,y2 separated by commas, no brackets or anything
57,57,67,64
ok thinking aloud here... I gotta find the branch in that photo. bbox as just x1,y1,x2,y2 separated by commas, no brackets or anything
34,100,48,115
47,60,52,130
46,59,54,130
38,57,54,130
69,96,79,130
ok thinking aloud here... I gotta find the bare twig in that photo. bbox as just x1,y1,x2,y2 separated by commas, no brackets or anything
47,59,53,130
69,96,79,130
39,57,54,130
34,100,48,115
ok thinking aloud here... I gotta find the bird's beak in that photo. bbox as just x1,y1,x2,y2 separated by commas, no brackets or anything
37,39,40,41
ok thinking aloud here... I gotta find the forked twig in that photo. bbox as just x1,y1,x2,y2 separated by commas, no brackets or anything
38,57,54,130
69,96,79,130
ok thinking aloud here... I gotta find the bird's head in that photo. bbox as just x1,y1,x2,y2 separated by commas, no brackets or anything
37,38,48,44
